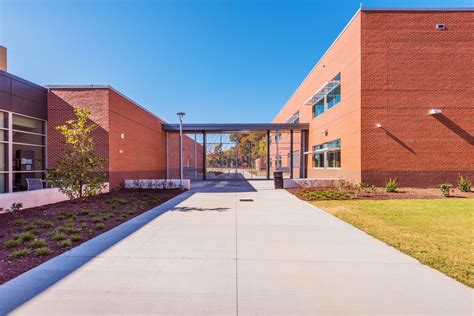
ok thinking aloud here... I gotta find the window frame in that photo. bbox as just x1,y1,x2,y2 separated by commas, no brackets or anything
312,139,341,170
311,73,342,119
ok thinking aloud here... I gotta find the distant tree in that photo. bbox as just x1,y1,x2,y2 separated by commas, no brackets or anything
48,108,106,200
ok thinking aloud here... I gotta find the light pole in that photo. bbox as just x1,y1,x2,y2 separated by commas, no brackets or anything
177,112,185,190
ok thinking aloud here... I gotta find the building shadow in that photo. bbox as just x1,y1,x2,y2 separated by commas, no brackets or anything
0,191,194,315
383,129,416,154
171,206,230,212
433,114,473,145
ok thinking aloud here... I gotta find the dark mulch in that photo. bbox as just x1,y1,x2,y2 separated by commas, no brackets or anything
0,189,182,285
288,187,474,201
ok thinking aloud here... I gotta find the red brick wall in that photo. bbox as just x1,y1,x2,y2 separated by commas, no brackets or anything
273,12,362,183
108,90,168,188
360,10,474,187
167,133,204,179
47,89,110,174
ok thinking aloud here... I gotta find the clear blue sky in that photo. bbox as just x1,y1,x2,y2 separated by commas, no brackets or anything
0,0,471,123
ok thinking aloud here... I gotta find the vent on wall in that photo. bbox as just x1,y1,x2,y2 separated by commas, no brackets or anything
436,24,446,30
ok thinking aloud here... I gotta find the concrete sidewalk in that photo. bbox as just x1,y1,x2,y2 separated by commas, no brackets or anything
0,181,471,315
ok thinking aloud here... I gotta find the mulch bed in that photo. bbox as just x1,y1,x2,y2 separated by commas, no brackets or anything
288,187,474,201
0,189,182,285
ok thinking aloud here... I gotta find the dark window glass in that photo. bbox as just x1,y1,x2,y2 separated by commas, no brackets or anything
327,85,341,109
13,131,45,145
0,173,7,193
13,172,44,192
313,153,325,168
327,150,341,168
12,115,44,134
0,130,7,141
12,144,45,171
0,143,7,171
313,97,325,118
0,112,7,129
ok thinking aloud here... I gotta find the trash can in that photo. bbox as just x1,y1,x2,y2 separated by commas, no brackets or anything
273,171,283,189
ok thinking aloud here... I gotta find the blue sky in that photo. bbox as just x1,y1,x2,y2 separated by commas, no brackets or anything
0,0,471,123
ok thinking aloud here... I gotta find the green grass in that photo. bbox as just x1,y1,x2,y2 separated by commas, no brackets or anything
57,240,72,248
35,247,52,256
4,239,22,248
313,199,474,288
13,232,36,242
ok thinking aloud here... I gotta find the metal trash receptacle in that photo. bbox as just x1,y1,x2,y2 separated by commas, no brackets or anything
273,171,283,189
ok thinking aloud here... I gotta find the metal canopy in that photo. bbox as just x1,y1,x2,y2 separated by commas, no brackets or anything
162,123,309,132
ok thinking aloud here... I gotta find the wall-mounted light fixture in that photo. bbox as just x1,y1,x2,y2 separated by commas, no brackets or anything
436,24,446,30
120,133,125,139
119,149,123,154
429,109,443,115
375,123,382,128
321,128,328,134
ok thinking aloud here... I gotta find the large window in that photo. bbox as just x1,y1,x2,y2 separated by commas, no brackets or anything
312,139,341,169
310,73,341,118
0,111,46,193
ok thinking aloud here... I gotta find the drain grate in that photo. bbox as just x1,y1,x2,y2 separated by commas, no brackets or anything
239,199,254,202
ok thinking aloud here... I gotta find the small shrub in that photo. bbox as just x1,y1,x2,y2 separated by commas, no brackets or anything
439,183,452,197
29,239,47,248
92,216,104,223
35,247,52,256
57,214,66,220
14,232,36,241
4,239,22,248
52,231,67,241
385,178,398,193
66,227,81,234
14,219,27,226
78,209,90,216
95,223,106,230
63,220,75,227
58,240,72,248
127,210,136,216
11,202,23,213
10,248,31,258
22,223,37,231
457,174,472,193
70,235,83,242
33,219,54,228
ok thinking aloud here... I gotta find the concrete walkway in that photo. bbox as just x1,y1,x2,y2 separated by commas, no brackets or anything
0,181,471,315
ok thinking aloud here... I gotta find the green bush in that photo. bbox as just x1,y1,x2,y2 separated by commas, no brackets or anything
95,223,106,230
51,231,67,241
29,239,47,248
78,209,90,216
385,178,398,193
10,248,31,258
22,223,37,231
33,219,54,228
14,219,27,226
4,239,22,248
70,235,83,242
457,174,472,193
439,183,452,197
58,239,72,248
14,232,36,241
35,247,52,256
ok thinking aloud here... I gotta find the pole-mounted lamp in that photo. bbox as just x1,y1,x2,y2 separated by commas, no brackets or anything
177,112,185,190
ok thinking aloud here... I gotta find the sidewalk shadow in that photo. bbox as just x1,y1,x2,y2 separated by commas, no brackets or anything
0,191,194,315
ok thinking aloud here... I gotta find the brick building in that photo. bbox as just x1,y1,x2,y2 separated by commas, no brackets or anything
0,8,472,191
273,8,474,187
47,86,169,189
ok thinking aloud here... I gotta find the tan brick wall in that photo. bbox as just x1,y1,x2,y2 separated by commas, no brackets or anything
273,12,362,183
360,10,474,186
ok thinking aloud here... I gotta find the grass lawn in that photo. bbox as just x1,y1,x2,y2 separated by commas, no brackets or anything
312,199,474,288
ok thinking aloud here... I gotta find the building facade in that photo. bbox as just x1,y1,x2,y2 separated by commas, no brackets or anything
0,71,48,193
273,8,474,187
47,86,169,189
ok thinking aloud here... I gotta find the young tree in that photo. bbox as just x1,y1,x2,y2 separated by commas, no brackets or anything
48,108,106,200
